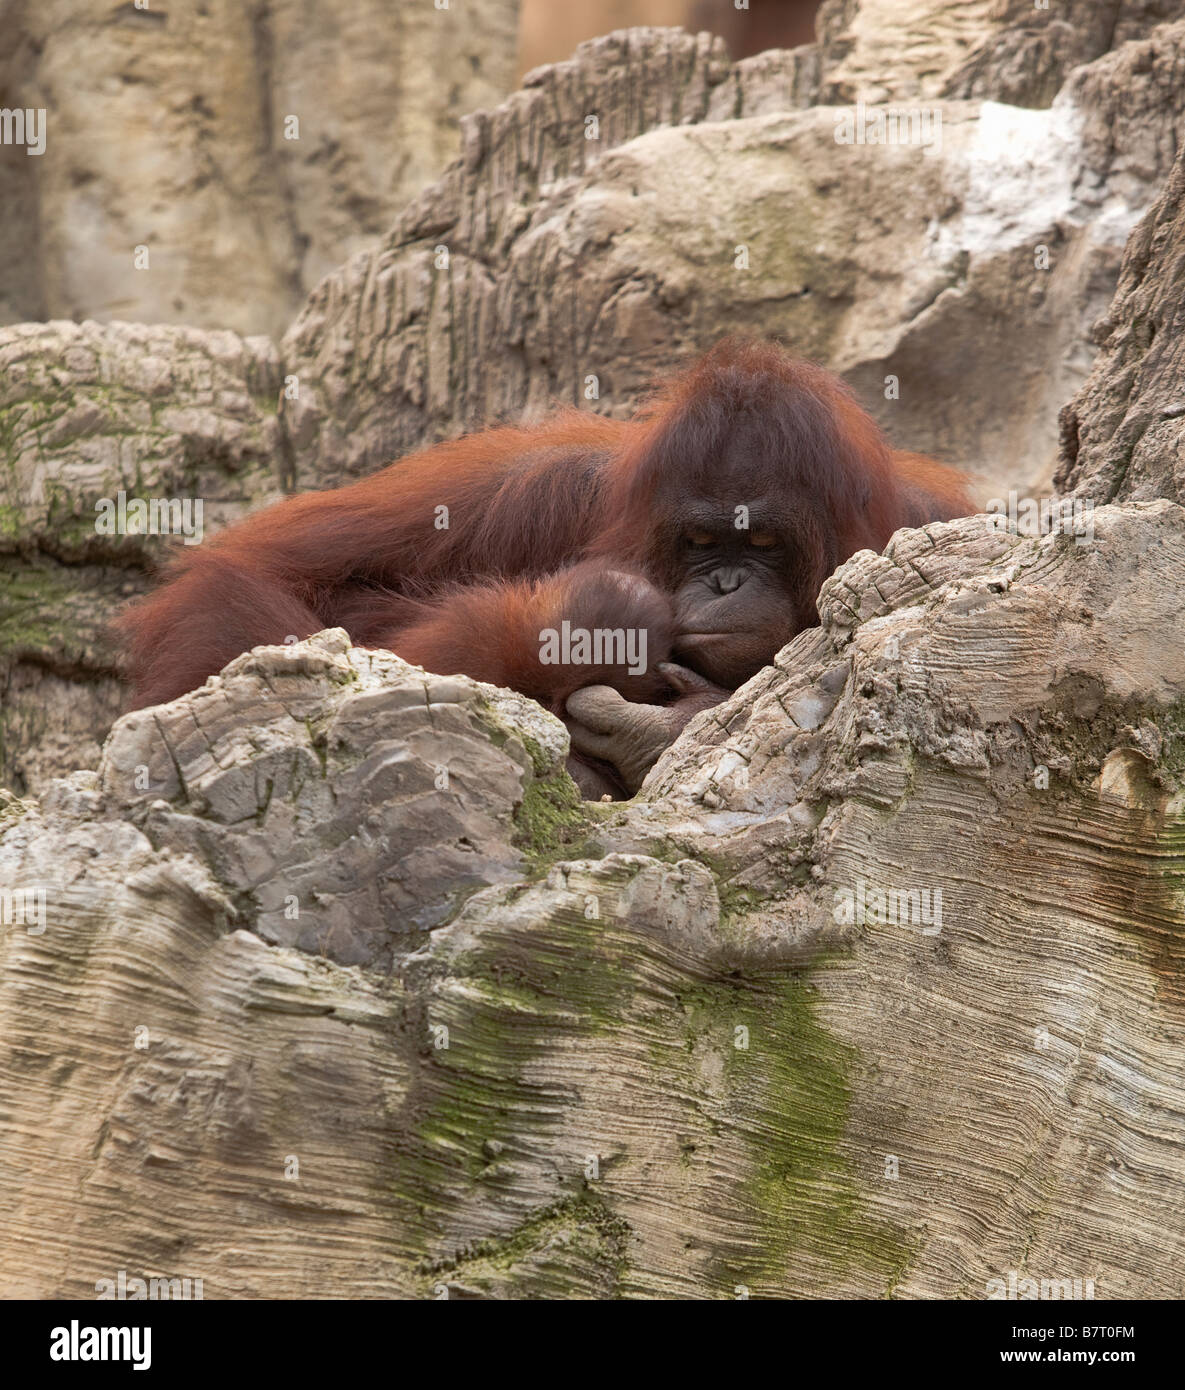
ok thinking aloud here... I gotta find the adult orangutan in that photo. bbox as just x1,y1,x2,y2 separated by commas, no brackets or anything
117,339,971,796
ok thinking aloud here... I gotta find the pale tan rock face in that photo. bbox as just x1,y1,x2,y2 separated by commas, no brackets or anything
2,505,1183,1299
819,0,1185,106
3,3,1185,1304
281,24,1185,498
5,21,1185,795
93,631,574,968
0,0,521,337
0,319,287,795
818,0,1003,102
1057,125,1185,505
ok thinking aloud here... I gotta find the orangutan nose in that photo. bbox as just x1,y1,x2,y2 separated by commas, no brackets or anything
709,567,745,595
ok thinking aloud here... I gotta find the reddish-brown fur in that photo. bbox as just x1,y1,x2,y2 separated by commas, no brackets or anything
117,339,972,714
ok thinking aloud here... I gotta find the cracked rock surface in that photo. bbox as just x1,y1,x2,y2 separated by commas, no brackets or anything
6,19,1185,791
0,0,521,336
2,503,1183,1298
3,8,1185,1299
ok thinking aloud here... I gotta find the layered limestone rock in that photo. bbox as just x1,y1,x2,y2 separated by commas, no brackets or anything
0,0,521,336
0,319,285,793
1,502,1182,1298
280,23,1185,497
1057,141,1185,504
4,19,1185,799
819,0,1185,107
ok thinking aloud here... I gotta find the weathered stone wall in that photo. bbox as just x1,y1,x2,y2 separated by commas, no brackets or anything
0,320,285,792
822,0,1185,106
2,500,1183,1298
1057,137,1185,503
0,0,521,337
3,17,1185,798
281,23,1185,492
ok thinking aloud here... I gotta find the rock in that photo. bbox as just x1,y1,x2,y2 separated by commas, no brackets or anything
280,23,1185,499
0,0,521,336
1064,19,1185,203
18,630,575,971
7,20,1185,792
1,505,1183,1297
819,0,1185,107
1056,137,1185,503
0,319,287,794
280,27,737,480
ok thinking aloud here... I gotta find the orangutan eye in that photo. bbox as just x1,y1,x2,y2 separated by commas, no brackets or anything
748,532,777,548
685,530,715,548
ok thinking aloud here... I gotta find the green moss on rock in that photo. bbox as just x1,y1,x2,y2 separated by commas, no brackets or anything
511,771,602,873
